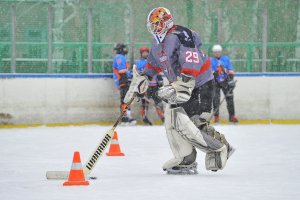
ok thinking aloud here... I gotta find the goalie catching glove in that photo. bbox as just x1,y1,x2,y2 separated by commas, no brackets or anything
157,73,195,104
124,64,149,103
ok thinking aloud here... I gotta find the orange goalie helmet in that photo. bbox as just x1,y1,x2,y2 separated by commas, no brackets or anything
147,7,174,35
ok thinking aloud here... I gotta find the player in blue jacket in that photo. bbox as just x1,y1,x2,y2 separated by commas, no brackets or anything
112,43,136,124
211,44,238,123
135,46,164,125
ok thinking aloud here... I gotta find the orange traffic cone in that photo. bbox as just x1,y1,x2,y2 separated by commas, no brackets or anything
63,151,89,186
106,131,125,156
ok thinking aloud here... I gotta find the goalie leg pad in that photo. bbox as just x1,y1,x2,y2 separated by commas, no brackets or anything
191,115,233,152
171,107,224,152
180,147,197,165
205,145,228,171
190,115,235,171
163,106,196,170
192,115,236,157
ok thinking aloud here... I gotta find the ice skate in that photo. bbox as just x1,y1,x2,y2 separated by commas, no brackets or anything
214,115,219,123
120,117,136,126
128,118,137,125
165,162,198,175
229,115,238,123
142,116,152,126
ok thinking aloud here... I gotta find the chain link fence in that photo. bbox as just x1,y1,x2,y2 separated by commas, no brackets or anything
0,0,300,73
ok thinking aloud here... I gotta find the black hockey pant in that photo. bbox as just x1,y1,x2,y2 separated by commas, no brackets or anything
179,79,214,117
213,83,235,117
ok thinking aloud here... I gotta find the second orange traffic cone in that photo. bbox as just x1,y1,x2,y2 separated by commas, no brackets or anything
106,131,125,156
63,151,89,186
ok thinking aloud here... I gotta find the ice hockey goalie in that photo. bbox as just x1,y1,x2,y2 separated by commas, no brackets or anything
125,7,235,174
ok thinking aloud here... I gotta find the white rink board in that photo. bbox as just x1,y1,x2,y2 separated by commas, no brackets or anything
231,75,300,120
0,125,299,200
0,76,120,124
0,74,300,124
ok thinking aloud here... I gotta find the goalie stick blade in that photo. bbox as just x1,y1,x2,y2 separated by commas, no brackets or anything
46,171,97,180
46,171,69,180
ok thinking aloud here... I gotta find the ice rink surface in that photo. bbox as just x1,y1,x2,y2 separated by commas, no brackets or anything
0,124,299,200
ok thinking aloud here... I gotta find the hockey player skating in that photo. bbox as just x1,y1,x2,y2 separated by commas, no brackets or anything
124,7,235,174
136,46,165,125
112,43,136,125
211,44,238,123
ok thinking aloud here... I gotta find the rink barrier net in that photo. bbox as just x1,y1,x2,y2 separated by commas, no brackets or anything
1,1,300,73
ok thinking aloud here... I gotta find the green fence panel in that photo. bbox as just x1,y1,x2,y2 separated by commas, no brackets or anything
0,0,299,73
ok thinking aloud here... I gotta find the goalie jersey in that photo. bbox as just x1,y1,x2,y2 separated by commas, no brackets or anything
144,25,213,88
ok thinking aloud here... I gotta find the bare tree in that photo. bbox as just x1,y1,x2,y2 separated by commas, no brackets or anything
52,0,78,69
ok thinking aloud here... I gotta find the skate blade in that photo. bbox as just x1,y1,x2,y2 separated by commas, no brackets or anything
165,166,198,175
166,169,198,175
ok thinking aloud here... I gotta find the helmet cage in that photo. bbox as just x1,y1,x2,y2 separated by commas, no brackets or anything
147,7,173,36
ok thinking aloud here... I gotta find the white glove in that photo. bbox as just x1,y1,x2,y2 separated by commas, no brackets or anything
158,74,195,104
124,64,149,103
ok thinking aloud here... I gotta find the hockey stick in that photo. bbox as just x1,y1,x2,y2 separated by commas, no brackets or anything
46,94,137,180
207,80,237,122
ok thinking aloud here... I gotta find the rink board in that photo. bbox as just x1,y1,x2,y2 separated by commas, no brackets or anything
0,73,300,125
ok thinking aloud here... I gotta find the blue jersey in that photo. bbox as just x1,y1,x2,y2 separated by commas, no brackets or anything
135,58,158,87
112,54,129,88
135,58,147,73
211,55,234,83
